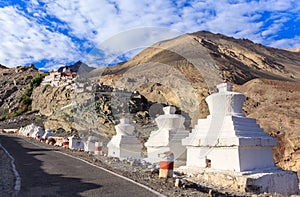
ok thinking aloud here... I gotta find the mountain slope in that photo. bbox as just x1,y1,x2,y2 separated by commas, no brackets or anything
235,79,300,178
0,64,7,70
97,31,299,85
95,31,300,124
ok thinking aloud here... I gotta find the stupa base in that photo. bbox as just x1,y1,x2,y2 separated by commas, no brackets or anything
177,166,299,196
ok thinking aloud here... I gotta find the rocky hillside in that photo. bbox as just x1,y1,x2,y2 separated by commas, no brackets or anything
0,64,42,119
235,79,300,177
31,78,156,140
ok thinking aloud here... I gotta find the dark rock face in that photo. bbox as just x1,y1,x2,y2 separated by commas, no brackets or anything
0,64,8,69
58,61,95,74
129,91,150,113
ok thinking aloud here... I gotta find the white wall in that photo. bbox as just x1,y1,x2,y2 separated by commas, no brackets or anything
239,146,275,171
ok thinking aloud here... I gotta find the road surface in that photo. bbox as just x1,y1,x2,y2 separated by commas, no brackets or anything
0,134,161,197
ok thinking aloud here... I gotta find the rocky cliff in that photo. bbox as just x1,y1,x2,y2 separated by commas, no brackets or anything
31,85,75,130
0,65,41,118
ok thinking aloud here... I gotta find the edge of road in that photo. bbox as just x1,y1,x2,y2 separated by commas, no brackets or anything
0,142,21,196
1,134,165,197
57,151,166,197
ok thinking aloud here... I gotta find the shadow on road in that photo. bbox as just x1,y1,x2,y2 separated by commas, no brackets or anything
0,134,101,197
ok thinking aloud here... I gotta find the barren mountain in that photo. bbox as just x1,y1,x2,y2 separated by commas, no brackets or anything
94,30,300,126
97,31,299,85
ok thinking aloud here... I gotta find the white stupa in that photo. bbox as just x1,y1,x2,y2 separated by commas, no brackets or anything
145,106,189,166
84,136,97,153
21,123,36,137
31,126,44,139
68,135,84,150
181,82,299,195
42,128,52,140
107,115,142,160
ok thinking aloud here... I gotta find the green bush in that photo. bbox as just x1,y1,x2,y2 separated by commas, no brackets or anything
30,74,46,88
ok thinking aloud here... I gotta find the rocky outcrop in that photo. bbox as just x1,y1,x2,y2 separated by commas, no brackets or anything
32,85,73,116
31,85,74,131
0,64,8,70
0,65,41,117
31,82,155,138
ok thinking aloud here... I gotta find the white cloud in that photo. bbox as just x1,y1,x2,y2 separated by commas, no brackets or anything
0,0,299,69
0,5,81,68
269,36,300,49
84,27,183,67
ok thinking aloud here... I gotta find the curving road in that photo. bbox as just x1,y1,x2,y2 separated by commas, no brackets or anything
0,134,161,197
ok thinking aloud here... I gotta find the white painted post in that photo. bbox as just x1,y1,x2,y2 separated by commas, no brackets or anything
159,151,174,178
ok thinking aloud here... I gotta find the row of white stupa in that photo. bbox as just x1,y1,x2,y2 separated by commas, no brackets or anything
19,124,51,140
108,82,277,171
18,124,98,152
107,82,299,195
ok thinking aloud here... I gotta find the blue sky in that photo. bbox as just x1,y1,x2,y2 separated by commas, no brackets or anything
0,0,299,70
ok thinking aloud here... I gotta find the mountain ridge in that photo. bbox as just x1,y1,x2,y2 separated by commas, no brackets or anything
94,31,299,87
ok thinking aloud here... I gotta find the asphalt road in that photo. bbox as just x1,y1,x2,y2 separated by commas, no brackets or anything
0,134,161,197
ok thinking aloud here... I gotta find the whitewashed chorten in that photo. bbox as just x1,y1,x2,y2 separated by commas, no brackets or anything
181,82,299,195
31,126,44,139
107,116,142,160
42,128,52,140
182,82,277,171
145,106,189,165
